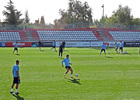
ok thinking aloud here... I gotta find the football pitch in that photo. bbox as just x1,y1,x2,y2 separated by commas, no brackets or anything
0,47,140,100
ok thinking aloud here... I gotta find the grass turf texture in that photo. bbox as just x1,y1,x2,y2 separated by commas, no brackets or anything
0,47,140,100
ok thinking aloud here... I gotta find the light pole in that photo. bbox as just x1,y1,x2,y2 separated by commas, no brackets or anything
102,4,104,28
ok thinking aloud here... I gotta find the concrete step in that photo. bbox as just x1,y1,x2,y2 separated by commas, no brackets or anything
97,29,108,41
25,30,34,41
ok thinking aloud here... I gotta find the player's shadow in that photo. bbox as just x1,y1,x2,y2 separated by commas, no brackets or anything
67,78,81,85
16,54,20,56
12,94,24,100
90,47,100,50
123,53,131,55
90,47,114,50
40,50,45,52
106,56,113,58
64,50,69,52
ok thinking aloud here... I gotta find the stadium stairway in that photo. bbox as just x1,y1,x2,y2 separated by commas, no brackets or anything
92,30,103,41
25,30,34,41
18,30,28,41
97,29,109,41
30,30,40,41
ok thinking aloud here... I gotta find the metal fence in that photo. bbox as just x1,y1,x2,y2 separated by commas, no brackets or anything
1,23,140,30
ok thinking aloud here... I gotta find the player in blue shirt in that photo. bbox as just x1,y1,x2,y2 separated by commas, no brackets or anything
50,40,57,52
62,55,73,78
13,41,18,54
10,60,20,95
99,43,106,57
115,42,119,53
119,41,124,53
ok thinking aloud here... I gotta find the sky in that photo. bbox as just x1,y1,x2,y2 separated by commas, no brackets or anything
0,0,140,24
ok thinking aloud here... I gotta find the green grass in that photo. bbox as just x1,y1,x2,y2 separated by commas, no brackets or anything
0,47,140,100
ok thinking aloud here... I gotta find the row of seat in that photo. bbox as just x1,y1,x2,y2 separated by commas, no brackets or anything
110,31,140,41
0,32,21,41
0,29,140,41
37,31,97,41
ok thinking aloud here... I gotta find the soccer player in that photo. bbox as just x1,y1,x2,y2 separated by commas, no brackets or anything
59,44,63,58
119,41,124,53
62,41,66,51
99,42,106,57
115,42,119,53
10,60,20,95
62,55,73,78
50,40,57,52
13,41,18,54
38,40,41,51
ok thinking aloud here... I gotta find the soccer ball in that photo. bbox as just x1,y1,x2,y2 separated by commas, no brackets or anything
124,51,128,54
75,74,78,77
108,52,110,54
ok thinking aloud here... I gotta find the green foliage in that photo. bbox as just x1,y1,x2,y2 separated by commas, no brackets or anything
94,5,140,28
40,16,45,25
0,47,140,100
25,10,30,23
58,0,93,25
39,16,46,29
3,0,23,25
53,19,62,29
131,18,140,25
111,5,133,25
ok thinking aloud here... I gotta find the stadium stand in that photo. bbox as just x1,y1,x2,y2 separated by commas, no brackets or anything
0,30,27,41
0,28,140,42
0,30,21,41
37,29,97,41
109,30,140,41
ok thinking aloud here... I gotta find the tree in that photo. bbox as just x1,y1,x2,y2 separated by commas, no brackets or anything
40,16,45,25
53,19,61,29
3,0,23,25
110,5,133,25
131,18,140,25
58,0,93,25
93,5,139,28
25,10,30,23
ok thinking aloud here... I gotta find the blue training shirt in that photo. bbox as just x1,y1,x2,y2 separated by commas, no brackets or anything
53,42,55,46
15,43,17,48
12,64,19,77
116,43,118,47
120,42,123,47
102,44,106,49
62,58,70,67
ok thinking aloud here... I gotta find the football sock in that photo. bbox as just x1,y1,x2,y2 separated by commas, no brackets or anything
71,74,73,77
64,74,66,75
16,89,18,93
11,88,13,92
